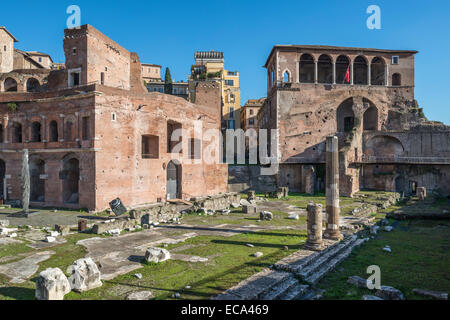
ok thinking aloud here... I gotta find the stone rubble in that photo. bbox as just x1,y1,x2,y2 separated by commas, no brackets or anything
35,267,71,300
144,247,171,263
260,211,273,221
68,257,103,292
375,286,405,300
412,288,448,300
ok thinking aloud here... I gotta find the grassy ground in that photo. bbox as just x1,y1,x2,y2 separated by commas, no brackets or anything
317,219,450,300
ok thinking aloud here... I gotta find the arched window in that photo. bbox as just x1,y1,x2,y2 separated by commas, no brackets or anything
49,120,58,142
299,54,315,83
12,122,22,143
4,78,17,92
283,70,290,83
318,54,332,84
26,78,40,92
64,120,74,141
337,98,355,132
31,122,42,142
354,56,368,85
336,55,350,84
371,57,386,85
392,73,401,86
363,106,378,131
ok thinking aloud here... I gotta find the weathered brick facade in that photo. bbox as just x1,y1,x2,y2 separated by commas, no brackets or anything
261,45,450,196
0,25,227,211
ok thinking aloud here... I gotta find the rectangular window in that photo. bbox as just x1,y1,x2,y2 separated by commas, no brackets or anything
249,119,254,125
142,135,159,159
250,109,254,115
3,46,6,51
392,56,399,65
82,117,90,140
167,121,182,153
38,57,42,62
225,80,234,86
101,72,105,85
188,138,201,159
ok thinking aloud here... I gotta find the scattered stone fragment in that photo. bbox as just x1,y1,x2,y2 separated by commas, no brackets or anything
35,268,71,300
347,276,372,289
185,286,191,289
288,213,299,220
45,236,56,243
412,288,448,300
144,247,171,263
240,199,251,206
363,295,384,300
107,229,121,235
370,226,379,235
245,243,254,248
231,203,240,208
252,252,263,258
68,257,103,292
134,273,143,279
126,291,153,300
376,286,405,300
7,233,17,238
384,226,393,232
0,220,9,227
172,292,181,299
55,225,70,235
49,231,59,237
143,224,150,229
260,211,273,221
243,205,257,214
382,246,392,253
283,246,289,251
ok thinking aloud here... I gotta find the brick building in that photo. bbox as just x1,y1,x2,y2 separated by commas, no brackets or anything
261,45,450,196
0,25,227,211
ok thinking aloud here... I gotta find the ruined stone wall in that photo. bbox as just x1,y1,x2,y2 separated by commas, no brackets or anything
228,165,277,193
0,29,14,73
0,69,50,92
64,25,131,89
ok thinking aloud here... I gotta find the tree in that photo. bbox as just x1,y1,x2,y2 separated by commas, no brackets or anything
164,67,173,94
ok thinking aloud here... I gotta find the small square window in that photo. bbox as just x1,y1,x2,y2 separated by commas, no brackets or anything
112,113,117,121
392,56,399,65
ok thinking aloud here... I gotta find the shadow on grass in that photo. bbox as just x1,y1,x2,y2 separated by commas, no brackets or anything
0,286,35,300
211,239,304,250
158,225,302,238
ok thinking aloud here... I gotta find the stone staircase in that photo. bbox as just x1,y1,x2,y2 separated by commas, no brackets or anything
214,235,366,300
274,235,365,285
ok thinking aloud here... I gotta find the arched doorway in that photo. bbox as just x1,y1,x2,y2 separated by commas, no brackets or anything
166,161,181,200
337,98,356,132
62,158,79,204
26,78,40,92
0,159,5,201
336,55,350,84
363,106,378,131
4,78,17,92
371,57,386,85
354,56,368,85
318,54,333,84
30,158,45,202
299,54,315,83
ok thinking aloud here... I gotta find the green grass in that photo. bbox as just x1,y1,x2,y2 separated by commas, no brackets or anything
64,229,307,300
317,219,450,300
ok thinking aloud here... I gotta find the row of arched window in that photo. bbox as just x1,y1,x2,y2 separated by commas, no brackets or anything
0,119,79,144
2,77,40,92
274,54,403,86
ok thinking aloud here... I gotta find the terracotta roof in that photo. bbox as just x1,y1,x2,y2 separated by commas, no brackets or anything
0,26,18,42
264,44,419,67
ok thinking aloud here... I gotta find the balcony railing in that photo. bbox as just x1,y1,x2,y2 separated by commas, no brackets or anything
357,155,450,164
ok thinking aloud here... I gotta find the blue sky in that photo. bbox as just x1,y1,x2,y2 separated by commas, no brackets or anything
1,0,449,124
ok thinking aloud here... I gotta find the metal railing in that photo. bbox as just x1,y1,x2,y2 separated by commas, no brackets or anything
358,155,450,164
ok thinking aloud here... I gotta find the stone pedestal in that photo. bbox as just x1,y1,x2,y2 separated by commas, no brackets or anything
324,136,343,240
305,203,324,251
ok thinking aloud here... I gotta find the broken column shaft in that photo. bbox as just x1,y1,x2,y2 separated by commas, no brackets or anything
324,136,342,240
305,202,324,251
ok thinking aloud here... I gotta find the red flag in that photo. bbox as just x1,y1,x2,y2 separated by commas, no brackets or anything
345,65,350,83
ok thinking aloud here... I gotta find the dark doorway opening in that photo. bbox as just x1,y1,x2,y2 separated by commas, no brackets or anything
166,160,181,200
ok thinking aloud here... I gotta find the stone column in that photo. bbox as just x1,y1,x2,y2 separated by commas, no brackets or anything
324,136,342,240
332,63,336,84
368,64,371,86
385,64,389,86
303,165,316,195
350,63,354,85
21,149,30,213
305,202,324,251
314,61,318,84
